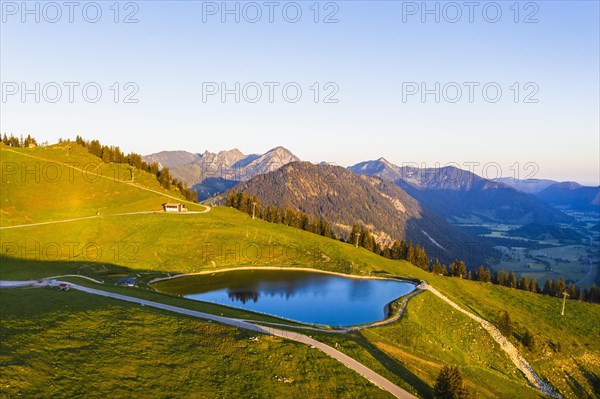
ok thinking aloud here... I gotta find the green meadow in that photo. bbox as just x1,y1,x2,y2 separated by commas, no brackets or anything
0,288,391,399
1,145,599,398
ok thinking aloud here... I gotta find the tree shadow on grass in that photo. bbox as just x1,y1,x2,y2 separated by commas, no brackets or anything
581,365,600,395
350,331,434,399
0,256,135,282
560,358,600,399
573,360,600,399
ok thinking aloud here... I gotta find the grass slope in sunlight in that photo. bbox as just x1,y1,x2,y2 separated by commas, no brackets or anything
0,287,391,399
0,145,205,227
2,145,599,398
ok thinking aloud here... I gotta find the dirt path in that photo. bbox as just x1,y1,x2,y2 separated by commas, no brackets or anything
2,148,210,211
1,280,417,399
0,210,207,230
0,215,102,230
424,283,562,399
44,275,106,284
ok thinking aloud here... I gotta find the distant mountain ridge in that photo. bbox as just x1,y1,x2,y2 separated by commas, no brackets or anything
349,159,572,225
227,161,487,267
497,177,559,194
144,150,199,169
144,147,300,200
535,182,600,213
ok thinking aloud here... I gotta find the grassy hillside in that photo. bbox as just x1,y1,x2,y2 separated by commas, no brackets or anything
376,265,600,398
1,145,599,398
0,144,206,227
364,291,544,399
0,287,390,399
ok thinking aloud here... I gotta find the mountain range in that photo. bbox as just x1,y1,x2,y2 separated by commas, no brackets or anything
224,162,487,266
145,148,596,219
348,158,572,225
535,182,600,213
144,147,596,267
143,147,300,200
497,177,559,194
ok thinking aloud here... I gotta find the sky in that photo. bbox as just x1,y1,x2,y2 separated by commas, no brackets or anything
1,1,599,185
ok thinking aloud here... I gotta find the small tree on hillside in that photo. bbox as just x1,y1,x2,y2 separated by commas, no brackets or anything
497,310,512,337
475,265,485,281
449,260,467,278
413,245,429,270
497,269,508,286
529,277,538,293
507,271,517,289
522,329,536,351
406,242,416,264
481,267,492,283
157,167,172,189
431,259,445,275
554,278,566,296
434,365,469,399
567,283,579,300
519,275,530,291
390,240,403,260
457,261,467,278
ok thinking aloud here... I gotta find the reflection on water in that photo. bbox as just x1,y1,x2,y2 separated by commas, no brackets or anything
227,291,259,304
161,269,415,326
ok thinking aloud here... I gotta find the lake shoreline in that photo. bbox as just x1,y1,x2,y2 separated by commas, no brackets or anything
149,266,422,329
148,265,421,287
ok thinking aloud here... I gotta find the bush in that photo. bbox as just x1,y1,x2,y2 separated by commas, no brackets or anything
497,310,512,337
522,329,536,351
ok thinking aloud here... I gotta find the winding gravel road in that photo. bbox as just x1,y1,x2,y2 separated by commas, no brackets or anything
0,280,416,399
1,278,562,398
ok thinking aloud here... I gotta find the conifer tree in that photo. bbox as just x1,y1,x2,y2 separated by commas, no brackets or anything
588,286,597,302
449,260,466,278
406,242,416,265
475,265,485,281
520,276,530,291
497,269,508,286
434,365,469,399
522,329,536,351
157,168,172,189
432,259,444,274
567,283,578,299
391,240,403,260
482,267,492,283
349,224,361,246
529,277,538,293
543,279,554,296
508,271,517,289
554,278,566,296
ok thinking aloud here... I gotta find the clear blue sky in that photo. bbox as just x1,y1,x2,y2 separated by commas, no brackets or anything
1,1,599,184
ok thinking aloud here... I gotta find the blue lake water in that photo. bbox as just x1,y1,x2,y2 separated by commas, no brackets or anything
156,269,415,326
